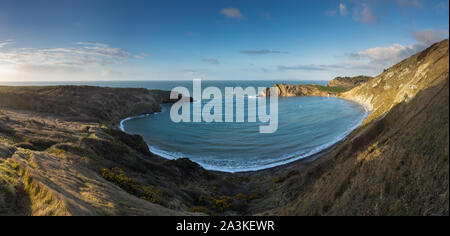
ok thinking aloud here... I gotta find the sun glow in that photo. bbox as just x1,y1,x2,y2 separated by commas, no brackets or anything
0,64,18,78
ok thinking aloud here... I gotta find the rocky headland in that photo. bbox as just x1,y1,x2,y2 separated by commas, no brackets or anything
327,75,373,89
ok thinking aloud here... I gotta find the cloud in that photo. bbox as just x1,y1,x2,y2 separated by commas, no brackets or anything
100,69,123,78
339,3,348,16
396,0,423,9
202,58,220,64
279,27,447,77
360,3,378,24
413,29,449,45
436,1,449,11
181,69,198,76
277,61,383,74
351,2,378,24
278,65,327,71
220,8,244,19
240,49,288,55
135,52,150,59
0,41,148,80
349,43,427,65
325,10,337,17
0,42,145,67
0,40,14,49
326,3,346,17
17,64,84,75
343,28,448,73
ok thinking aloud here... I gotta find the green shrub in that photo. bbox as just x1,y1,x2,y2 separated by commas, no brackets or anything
248,189,261,200
188,206,215,216
101,167,167,206
316,85,348,93
235,193,248,201
215,195,233,211
274,170,300,184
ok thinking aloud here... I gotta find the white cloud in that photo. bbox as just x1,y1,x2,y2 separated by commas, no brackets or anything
339,3,348,16
240,49,288,55
135,53,150,59
0,42,144,67
413,29,449,45
0,41,147,81
220,8,244,19
0,40,14,49
349,43,427,66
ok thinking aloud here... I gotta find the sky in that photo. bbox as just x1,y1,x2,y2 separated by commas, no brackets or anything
0,0,448,82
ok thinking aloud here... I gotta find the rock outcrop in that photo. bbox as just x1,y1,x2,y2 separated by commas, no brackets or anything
327,76,373,89
259,84,330,97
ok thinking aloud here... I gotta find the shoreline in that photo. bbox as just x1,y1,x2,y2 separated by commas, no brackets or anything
117,95,371,174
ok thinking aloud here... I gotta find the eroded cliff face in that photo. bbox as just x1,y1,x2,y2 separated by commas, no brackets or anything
260,84,331,97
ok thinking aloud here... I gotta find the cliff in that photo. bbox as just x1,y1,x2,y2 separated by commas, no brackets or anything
260,84,330,97
327,76,373,89
259,77,372,98
0,86,183,124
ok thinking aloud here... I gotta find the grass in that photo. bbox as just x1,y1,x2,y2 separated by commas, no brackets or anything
21,169,68,216
315,85,349,93
0,160,27,215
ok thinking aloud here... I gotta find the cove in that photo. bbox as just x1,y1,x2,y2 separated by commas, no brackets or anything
121,95,368,173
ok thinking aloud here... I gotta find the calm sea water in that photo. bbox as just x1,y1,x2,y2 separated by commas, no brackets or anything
2,80,368,172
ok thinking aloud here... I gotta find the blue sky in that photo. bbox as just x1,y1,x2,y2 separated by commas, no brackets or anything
0,0,448,81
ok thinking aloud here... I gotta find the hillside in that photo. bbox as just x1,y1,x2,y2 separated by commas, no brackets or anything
258,39,449,215
0,87,249,216
0,86,184,124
